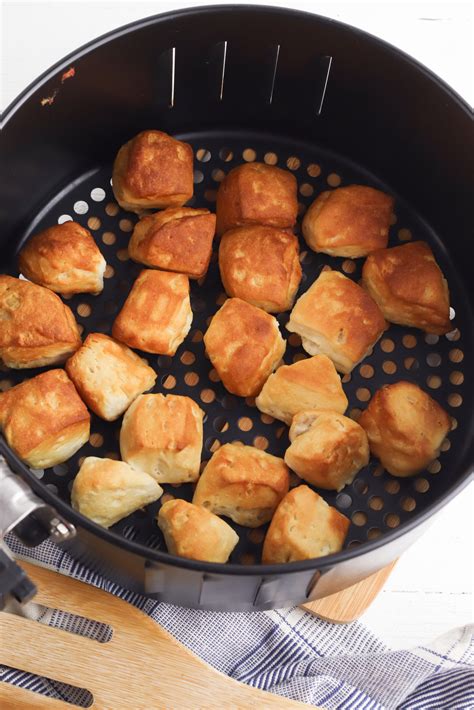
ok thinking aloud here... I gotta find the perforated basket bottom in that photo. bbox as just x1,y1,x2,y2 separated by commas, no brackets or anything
2,131,470,565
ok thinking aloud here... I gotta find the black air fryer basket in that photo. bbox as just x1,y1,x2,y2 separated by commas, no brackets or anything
1,5,473,610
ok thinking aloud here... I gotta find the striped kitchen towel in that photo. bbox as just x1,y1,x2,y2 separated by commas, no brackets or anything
2,535,473,709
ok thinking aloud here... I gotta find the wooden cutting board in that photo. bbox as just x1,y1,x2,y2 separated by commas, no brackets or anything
0,561,395,709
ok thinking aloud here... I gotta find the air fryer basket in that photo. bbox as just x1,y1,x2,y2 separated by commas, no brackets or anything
1,5,473,610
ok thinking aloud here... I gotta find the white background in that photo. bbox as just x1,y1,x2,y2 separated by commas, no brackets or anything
2,1,473,649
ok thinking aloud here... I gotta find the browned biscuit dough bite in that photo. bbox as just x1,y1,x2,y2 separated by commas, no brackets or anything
65,333,156,421
0,275,81,369
112,130,193,213
287,270,386,374
255,355,348,425
285,410,369,491
262,485,350,563
128,207,216,279
204,298,286,397
18,221,106,295
0,369,90,469
358,381,451,477
157,499,239,563
193,443,289,527
302,185,393,257
71,457,163,528
120,394,204,484
216,162,298,236
112,270,192,356
218,225,302,313
362,241,451,334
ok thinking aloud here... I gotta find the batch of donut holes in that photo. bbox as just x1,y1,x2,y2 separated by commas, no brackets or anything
0,129,453,565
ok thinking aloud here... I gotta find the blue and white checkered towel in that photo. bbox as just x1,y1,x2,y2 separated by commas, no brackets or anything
2,535,473,709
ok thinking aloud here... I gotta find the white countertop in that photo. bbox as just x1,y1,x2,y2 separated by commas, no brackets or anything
3,0,473,650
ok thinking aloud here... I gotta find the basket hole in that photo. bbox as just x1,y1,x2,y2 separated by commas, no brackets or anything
307,163,321,178
427,375,442,389
384,480,400,494
117,249,129,262
286,156,301,170
414,478,430,493
336,492,352,509
87,216,101,230
222,395,238,410
327,173,341,187
447,393,462,408
90,187,106,202
428,459,442,474
359,364,374,379
219,147,233,162
426,353,442,367
402,334,417,349
240,553,257,565
264,152,278,165
299,183,314,197
102,231,116,245
58,214,73,224
242,148,256,162
449,371,464,385
212,168,225,183
372,464,384,477
213,416,229,433
162,375,176,390
425,334,439,345
380,338,395,353
191,329,203,343
356,387,371,403
349,407,362,421
200,388,215,404
404,357,419,371
180,350,196,365
384,513,400,528
368,496,384,511
260,413,275,425
382,360,397,375
298,202,307,216
440,438,451,452
209,368,221,383
398,228,412,241
449,348,464,363
196,148,211,162
77,303,91,318
206,437,221,453
193,170,204,184
253,436,269,450
342,259,356,274
105,202,119,216
74,200,89,215
288,333,302,347
293,353,306,363
0,379,14,391
446,328,461,342
184,372,199,387
89,433,104,448
353,479,368,495
341,373,351,384
237,417,253,432
248,529,265,545
53,464,68,476
352,511,367,527
367,528,382,540
105,451,120,461
245,397,256,408
204,189,217,203
401,496,416,512
119,219,133,233
215,292,227,306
